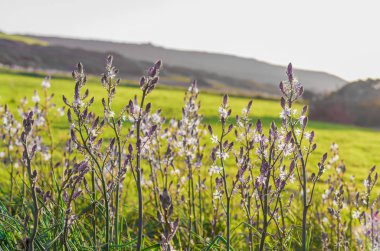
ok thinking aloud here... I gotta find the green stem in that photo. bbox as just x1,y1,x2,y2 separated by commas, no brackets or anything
92,168,97,250
136,91,147,251
23,144,39,251
78,127,110,250
112,118,122,245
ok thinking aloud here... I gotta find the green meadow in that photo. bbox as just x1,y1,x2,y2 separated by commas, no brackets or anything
0,69,380,250
0,32,48,46
0,70,379,183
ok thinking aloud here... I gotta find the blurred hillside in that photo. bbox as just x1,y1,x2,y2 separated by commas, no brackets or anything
0,33,281,97
30,35,347,94
311,79,380,127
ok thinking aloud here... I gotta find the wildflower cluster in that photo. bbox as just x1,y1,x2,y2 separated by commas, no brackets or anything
0,58,377,251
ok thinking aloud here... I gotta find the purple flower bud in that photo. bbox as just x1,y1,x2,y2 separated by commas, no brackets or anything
280,97,286,109
145,103,151,113
208,125,213,135
35,187,42,194
148,125,158,136
309,131,315,143
322,153,328,163
31,144,37,158
77,62,83,73
286,63,293,82
74,189,83,200
109,138,115,150
63,95,69,106
223,140,229,149
32,170,37,179
99,119,105,129
89,97,94,106
74,83,80,102
289,160,295,173
370,166,376,173
96,139,103,149
83,89,89,100
270,122,276,133
159,188,172,210
82,108,88,120
148,66,157,77
92,117,99,129
298,86,304,96
227,124,233,134
128,144,133,154
285,131,292,144
155,60,162,70
151,76,159,86
21,132,26,143
157,211,163,223
223,94,228,106
279,81,284,93
215,177,223,187
63,190,69,204
101,98,106,109
256,120,262,134
302,105,308,115
27,111,33,119
173,218,179,232
312,144,317,151
228,142,234,150
140,76,146,88
302,117,308,130
107,55,113,65
43,191,51,203
211,149,216,162
247,99,253,111
128,100,134,114
70,129,77,143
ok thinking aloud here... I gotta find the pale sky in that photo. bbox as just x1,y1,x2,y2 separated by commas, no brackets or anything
1,0,380,81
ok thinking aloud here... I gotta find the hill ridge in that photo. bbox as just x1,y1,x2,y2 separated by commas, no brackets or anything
28,34,347,93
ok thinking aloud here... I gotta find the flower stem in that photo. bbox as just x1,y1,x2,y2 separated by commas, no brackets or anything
136,91,147,251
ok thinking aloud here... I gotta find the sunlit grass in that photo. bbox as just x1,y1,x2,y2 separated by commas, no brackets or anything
0,32,49,46
0,71,379,182
1,70,380,249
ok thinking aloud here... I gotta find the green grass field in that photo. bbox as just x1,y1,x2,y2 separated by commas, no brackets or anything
0,32,48,46
0,71,379,183
1,70,380,250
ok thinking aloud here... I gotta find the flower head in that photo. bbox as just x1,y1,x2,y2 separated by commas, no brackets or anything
41,76,51,89
32,91,40,103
